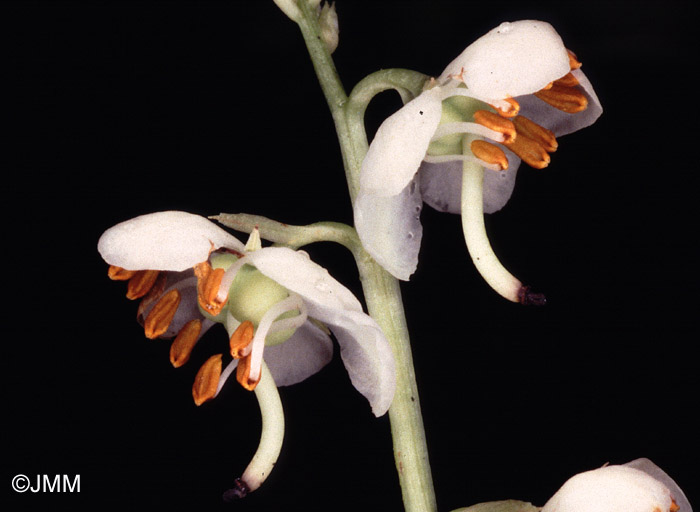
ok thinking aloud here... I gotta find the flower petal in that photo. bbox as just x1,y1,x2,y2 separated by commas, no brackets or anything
541,464,677,512
324,309,395,417
360,87,443,196
419,156,520,215
624,459,693,512
98,211,245,271
440,21,570,102
516,69,603,137
354,178,423,280
245,247,363,313
263,321,334,386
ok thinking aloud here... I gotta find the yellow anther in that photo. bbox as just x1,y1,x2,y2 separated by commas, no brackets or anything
470,140,509,171
170,319,203,368
554,72,580,88
126,270,160,300
534,84,588,113
107,265,136,281
230,321,255,359
503,134,551,170
143,288,181,339
194,261,227,316
473,110,516,144
192,354,223,406
236,354,260,391
512,116,558,153
567,49,582,70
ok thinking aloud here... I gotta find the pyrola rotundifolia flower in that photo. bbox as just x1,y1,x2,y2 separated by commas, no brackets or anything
541,459,692,512
98,211,395,416
354,20,602,303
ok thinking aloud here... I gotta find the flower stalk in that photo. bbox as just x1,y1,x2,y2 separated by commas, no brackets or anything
293,1,437,511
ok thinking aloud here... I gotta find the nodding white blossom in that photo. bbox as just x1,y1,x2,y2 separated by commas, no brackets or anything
354,20,602,303
98,211,395,417
541,459,692,512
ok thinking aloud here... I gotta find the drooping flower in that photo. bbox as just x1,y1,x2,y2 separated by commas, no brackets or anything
98,211,395,417
541,459,693,512
354,20,602,303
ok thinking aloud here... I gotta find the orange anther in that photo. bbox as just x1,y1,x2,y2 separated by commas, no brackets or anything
170,319,203,368
473,110,516,144
470,140,509,171
534,84,588,113
554,72,580,88
230,321,255,359
194,262,227,316
567,49,582,70
126,270,160,300
143,288,181,339
493,97,520,118
192,354,223,406
503,134,551,170
513,116,558,153
107,265,136,281
236,354,260,391
671,500,680,512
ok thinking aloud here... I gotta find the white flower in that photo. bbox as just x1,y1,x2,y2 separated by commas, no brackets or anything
541,459,692,512
354,20,602,303
98,211,395,416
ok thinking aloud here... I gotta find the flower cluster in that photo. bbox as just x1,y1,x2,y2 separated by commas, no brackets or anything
354,20,602,303
98,211,395,416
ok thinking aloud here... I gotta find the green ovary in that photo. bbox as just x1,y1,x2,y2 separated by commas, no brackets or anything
211,253,300,346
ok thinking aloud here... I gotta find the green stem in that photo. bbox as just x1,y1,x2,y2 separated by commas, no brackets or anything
294,2,437,511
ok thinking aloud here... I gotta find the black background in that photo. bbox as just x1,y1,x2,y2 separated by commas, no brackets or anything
4,1,698,510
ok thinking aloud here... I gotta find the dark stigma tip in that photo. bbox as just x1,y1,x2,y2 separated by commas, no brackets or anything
518,286,547,306
222,478,250,503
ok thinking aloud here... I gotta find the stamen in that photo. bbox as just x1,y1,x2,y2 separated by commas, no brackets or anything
493,97,520,118
470,140,509,171
554,72,579,88
512,116,558,153
215,357,239,397
535,84,588,113
169,318,202,367
126,270,160,300
107,265,136,281
473,110,516,143
143,289,181,339
503,133,551,170
194,261,227,316
192,353,223,406
671,499,680,512
236,354,258,391
431,122,507,144
215,256,249,304
567,49,582,70
423,153,502,172
230,320,255,359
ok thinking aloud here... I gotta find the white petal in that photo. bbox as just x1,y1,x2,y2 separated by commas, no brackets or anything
516,69,603,137
419,154,520,215
263,321,334,386
624,459,693,512
360,87,443,196
541,464,676,512
354,178,423,281
324,309,395,417
440,21,570,102
98,211,245,271
245,247,363,313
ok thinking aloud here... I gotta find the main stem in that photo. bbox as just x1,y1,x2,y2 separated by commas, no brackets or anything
295,2,436,511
